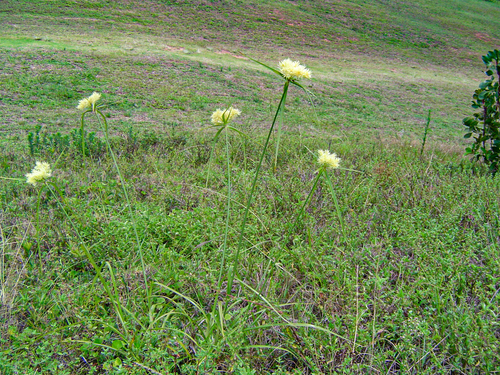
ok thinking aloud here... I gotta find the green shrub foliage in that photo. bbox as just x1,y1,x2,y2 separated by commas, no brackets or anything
464,49,500,172
27,124,105,157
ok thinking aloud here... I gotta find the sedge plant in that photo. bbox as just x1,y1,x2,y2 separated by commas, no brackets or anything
20,162,142,361
77,92,101,163
228,58,311,294
155,107,250,369
248,57,312,172
77,92,151,311
1,162,54,273
291,149,345,244
208,106,243,289
205,106,244,187
21,163,171,366
212,62,355,366
25,161,53,273
273,58,311,172
75,93,177,366
207,106,244,336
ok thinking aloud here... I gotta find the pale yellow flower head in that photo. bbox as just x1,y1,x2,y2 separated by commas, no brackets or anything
317,150,341,170
77,98,90,111
278,58,311,81
211,107,241,126
77,92,101,111
26,161,52,186
88,92,101,105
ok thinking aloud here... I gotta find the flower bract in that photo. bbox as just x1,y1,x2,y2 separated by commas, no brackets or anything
317,150,341,170
211,107,241,126
26,161,52,186
278,58,311,81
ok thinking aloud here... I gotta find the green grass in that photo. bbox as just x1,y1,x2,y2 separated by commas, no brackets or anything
1,0,500,373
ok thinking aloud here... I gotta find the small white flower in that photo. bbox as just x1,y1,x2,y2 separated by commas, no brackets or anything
77,92,101,111
26,161,52,186
211,107,241,126
278,58,311,81
317,150,341,170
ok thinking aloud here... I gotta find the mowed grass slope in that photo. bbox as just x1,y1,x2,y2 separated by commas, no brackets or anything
1,0,499,141
1,0,500,374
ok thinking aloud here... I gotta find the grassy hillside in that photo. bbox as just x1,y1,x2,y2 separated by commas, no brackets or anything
2,0,499,61
1,0,499,142
1,0,500,374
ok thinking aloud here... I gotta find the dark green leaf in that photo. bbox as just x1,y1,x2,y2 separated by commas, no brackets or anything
463,117,478,126
479,80,491,89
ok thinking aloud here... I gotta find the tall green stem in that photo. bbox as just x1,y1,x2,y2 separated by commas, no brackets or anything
228,80,289,294
35,187,43,273
211,126,233,323
218,126,232,289
420,109,431,157
80,112,87,164
273,93,286,172
290,171,322,234
323,170,345,242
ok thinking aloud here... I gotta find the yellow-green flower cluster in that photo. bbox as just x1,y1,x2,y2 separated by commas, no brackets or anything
26,161,52,186
77,92,101,111
278,58,311,81
211,107,241,126
317,150,341,170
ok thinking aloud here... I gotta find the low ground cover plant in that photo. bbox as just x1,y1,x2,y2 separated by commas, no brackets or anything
1,1,500,373
1,53,499,374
